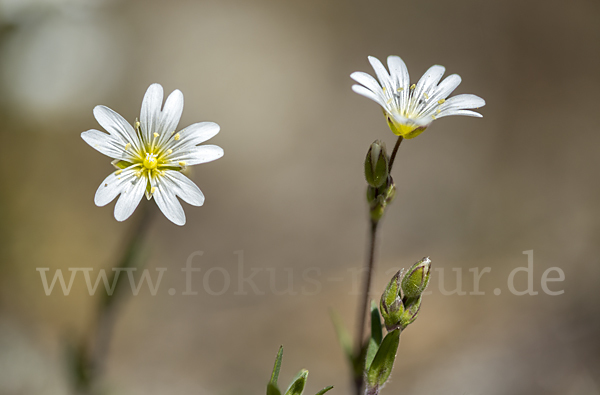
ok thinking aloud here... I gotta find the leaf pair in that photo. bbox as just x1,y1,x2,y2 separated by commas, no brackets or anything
267,346,333,395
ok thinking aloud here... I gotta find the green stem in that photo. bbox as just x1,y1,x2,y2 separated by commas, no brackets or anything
353,135,403,395
388,136,404,173
75,202,156,393
354,220,379,395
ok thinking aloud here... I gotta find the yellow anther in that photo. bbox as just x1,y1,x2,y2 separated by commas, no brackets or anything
436,109,441,114
150,186,156,194
431,115,436,120
124,143,131,150
174,133,180,141
438,99,446,104
397,88,403,92
179,161,186,167
135,121,140,129
424,92,429,99
115,169,123,175
167,149,173,154
410,84,416,90
386,98,392,105
153,133,159,138
382,87,386,91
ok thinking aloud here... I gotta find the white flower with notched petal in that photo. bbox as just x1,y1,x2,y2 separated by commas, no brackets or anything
351,55,485,139
81,83,223,226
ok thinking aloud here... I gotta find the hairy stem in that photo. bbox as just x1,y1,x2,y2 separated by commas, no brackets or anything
354,220,379,395
75,203,156,394
388,136,404,173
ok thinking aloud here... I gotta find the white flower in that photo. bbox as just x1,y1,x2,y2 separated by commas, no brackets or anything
351,55,485,139
81,83,223,226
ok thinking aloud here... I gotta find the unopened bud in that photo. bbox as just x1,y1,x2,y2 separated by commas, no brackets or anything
398,296,421,329
380,270,404,331
401,257,431,298
365,140,389,188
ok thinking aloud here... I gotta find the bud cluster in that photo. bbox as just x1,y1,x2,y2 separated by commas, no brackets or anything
364,141,396,222
380,257,431,332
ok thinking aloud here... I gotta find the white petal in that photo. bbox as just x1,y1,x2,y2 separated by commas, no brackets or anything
350,71,384,96
163,122,220,152
387,55,410,110
156,89,184,147
368,56,394,93
412,65,445,110
82,129,134,160
434,74,462,100
387,56,410,91
113,173,147,222
436,109,483,119
417,74,463,117
164,171,205,206
168,145,224,166
352,84,388,110
153,176,186,226
93,105,140,151
140,83,164,143
94,167,139,206
440,94,486,111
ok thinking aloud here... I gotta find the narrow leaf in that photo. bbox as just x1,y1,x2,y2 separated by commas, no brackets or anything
268,383,282,395
285,369,308,395
270,346,284,386
329,309,353,364
365,301,383,370
366,330,401,389
315,385,334,395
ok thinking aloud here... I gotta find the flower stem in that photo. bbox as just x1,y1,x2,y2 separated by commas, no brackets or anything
388,136,404,173
353,135,403,395
74,203,156,394
354,220,379,395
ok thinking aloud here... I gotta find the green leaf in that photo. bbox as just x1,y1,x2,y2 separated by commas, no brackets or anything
268,383,282,395
366,330,401,390
270,346,284,386
284,369,308,395
315,385,334,395
329,309,353,365
365,301,383,371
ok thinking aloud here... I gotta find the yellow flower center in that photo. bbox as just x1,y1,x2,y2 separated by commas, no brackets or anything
143,153,158,170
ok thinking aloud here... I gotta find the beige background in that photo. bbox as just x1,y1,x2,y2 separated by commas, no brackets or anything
0,0,599,394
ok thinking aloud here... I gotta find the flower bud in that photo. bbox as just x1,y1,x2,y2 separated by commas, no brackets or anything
401,257,431,298
380,270,404,331
364,140,389,188
398,296,422,329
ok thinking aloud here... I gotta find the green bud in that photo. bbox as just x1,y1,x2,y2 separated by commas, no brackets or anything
401,257,431,299
285,369,308,395
398,296,422,329
379,270,404,331
365,140,389,188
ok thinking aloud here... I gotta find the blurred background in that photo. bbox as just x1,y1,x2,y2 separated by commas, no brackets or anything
0,0,599,393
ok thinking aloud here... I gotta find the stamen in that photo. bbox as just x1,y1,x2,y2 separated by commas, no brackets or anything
174,133,181,141
153,133,159,138
382,87,386,92
179,161,186,167
410,84,416,90
438,99,445,104
124,143,131,150
150,186,156,194
135,121,141,130
397,88,403,92
431,115,436,120
423,92,429,99
167,149,173,154
115,170,123,175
